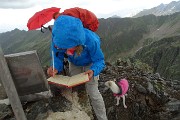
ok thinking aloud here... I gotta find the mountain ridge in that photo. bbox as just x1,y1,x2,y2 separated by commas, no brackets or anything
0,12,180,80
134,0,180,17
134,35,180,80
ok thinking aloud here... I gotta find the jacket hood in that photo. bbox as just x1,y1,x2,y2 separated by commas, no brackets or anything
52,15,85,49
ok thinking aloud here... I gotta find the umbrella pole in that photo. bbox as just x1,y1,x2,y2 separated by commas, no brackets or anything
41,25,52,33
40,27,44,33
48,26,52,32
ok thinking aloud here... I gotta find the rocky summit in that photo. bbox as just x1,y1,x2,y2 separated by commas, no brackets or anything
0,60,179,120
100,60,180,120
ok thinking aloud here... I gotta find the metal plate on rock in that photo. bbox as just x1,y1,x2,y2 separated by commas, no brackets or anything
4,51,49,96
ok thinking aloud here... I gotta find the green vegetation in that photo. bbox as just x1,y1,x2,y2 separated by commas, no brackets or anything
0,29,52,66
133,59,153,73
134,36,180,80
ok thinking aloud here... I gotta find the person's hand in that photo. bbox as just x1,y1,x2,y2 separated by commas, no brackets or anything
47,66,58,77
84,70,94,80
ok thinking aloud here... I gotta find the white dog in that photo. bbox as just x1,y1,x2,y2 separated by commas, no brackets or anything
105,79,129,108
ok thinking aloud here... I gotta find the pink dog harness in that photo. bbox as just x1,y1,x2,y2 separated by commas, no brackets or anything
114,79,129,97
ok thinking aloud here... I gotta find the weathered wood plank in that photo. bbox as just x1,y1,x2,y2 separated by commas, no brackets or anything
0,46,27,120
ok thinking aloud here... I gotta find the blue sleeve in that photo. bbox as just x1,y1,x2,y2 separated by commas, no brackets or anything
51,41,65,73
88,38,105,76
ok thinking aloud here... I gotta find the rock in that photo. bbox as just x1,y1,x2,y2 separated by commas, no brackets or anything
133,103,139,115
142,76,151,82
147,81,155,94
107,106,114,115
1,59,179,120
171,113,180,120
166,99,180,112
135,84,148,94
174,85,180,90
0,104,13,120
35,112,49,120
45,108,91,120
159,91,170,104
154,73,161,79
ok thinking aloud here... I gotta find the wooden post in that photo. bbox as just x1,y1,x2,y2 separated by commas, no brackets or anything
0,46,27,120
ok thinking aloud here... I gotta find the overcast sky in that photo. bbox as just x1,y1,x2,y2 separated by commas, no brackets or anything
0,0,178,33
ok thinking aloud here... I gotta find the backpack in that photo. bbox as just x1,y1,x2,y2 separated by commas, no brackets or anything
61,7,99,32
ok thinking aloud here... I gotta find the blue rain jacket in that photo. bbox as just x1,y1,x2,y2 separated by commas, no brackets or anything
51,15,105,76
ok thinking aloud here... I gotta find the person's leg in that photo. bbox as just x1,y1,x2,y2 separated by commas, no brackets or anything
84,66,108,120
69,63,107,120
68,62,82,76
68,62,94,119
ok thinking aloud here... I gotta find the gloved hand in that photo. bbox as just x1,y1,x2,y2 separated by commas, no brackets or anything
47,66,58,77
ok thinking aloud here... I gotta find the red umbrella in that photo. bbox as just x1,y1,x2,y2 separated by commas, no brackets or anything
27,7,60,31
61,7,99,32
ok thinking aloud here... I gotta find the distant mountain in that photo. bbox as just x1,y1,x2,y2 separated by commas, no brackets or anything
0,28,52,65
1,12,180,63
98,12,180,62
109,15,121,18
0,12,180,80
134,0,180,17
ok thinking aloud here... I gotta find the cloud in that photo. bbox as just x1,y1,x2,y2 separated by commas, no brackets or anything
0,0,177,33
0,0,36,9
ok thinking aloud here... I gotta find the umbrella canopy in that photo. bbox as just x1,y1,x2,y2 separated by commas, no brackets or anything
27,7,60,30
62,7,99,32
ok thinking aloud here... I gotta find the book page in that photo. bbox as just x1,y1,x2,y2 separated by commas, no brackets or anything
68,73,89,87
47,73,89,87
47,75,70,87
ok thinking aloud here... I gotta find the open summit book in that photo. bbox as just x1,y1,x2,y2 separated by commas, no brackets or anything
47,73,89,88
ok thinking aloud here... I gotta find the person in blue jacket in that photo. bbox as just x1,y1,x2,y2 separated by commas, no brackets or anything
47,15,107,120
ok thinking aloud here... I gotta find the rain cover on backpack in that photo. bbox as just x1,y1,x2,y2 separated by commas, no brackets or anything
61,7,99,32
